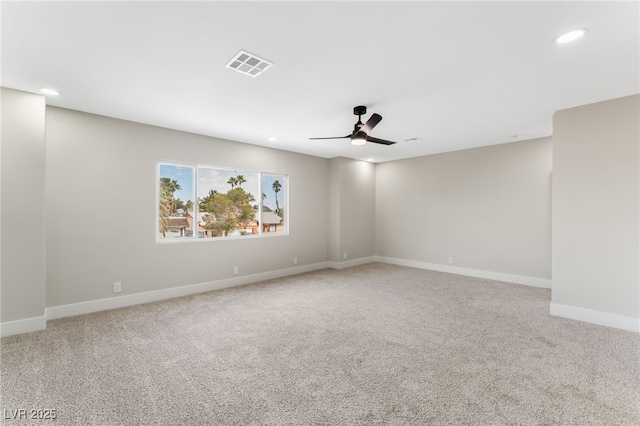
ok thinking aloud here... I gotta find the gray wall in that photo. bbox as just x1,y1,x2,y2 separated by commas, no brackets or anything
552,95,639,320
327,157,376,263
44,107,329,307
1,88,47,322
328,158,341,262
376,138,552,280
339,158,376,262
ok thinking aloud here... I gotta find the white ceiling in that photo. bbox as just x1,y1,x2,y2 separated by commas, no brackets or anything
2,1,639,163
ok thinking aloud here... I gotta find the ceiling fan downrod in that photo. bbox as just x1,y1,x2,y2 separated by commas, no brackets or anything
353,105,367,132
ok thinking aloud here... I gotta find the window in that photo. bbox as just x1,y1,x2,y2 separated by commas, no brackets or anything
158,164,195,240
197,167,259,238
157,162,287,242
261,174,287,235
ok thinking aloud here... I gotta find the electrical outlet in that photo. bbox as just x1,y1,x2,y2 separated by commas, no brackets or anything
343,253,347,259
448,257,454,265
114,282,122,293
233,266,239,275
293,257,298,265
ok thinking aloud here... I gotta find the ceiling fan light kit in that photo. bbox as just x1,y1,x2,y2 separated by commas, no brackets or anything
351,132,367,146
310,105,398,146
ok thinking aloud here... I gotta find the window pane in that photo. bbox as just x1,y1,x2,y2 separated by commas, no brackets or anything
198,167,259,238
261,174,287,234
158,164,195,240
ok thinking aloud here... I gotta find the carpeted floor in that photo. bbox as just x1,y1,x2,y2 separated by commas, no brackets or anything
1,263,639,425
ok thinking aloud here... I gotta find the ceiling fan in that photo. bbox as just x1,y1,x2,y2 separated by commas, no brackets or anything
310,105,397,146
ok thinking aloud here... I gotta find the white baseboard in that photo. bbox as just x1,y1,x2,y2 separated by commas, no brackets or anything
16,259,619,339
45,261,329,321
550,302,639,333
375,256,552,289
0,315,47,338
0,262,329,337
328,256,376,270
5,261,330,336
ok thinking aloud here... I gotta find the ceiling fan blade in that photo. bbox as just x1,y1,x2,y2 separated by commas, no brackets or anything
309,135,351,140
360,113,382,134
366,135,396,146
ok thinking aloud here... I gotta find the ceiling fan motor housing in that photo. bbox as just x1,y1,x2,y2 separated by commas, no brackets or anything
353,105,367,116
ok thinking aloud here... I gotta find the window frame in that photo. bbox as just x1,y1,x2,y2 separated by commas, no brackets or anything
156,161,289,243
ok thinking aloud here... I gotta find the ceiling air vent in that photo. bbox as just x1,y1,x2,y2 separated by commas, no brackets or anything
225,50,273,78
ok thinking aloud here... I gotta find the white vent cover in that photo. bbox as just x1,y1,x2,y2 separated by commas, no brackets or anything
225,50,273,78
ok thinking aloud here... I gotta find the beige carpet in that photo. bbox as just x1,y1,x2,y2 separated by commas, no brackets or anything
1,263,639,425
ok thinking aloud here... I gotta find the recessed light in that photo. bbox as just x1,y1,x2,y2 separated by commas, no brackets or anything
39,88,60,96
365,158,373,162
554,28,587,44
268,137,278,142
